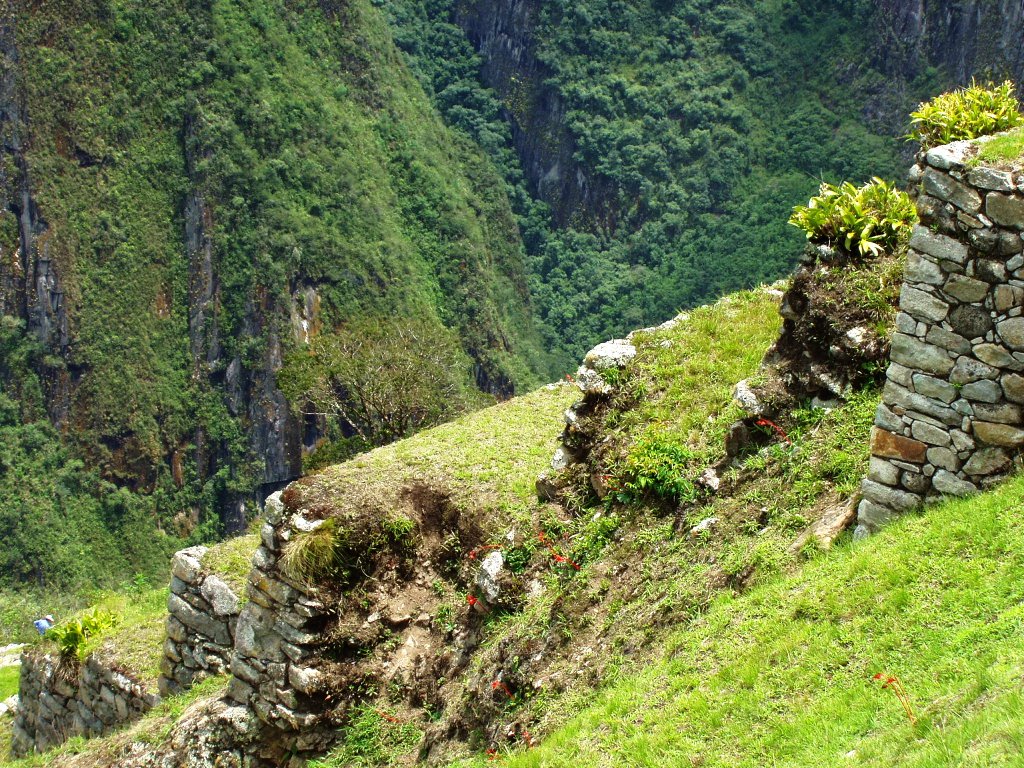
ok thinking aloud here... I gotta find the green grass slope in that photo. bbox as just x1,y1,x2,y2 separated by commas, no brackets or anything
463,476,1024,768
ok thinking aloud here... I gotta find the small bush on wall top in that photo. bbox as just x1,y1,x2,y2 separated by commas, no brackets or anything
909,80,1023,149
788,178,917,257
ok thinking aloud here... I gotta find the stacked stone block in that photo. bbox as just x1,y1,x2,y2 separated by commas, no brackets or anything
226,490,335,763
159,545,242,696
857,137,1024,534
11,653,159,756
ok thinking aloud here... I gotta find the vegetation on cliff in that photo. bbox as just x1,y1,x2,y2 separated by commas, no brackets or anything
0,0,545,614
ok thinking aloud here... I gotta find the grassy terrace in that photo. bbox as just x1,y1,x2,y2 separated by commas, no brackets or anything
290,382,579,536
976,127,1024,166
454,474,1024,768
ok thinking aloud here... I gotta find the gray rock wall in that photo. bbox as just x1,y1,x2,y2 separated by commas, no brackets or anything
224,490,335,765
11,653,159,756
857,138,1024,535
159,545,242,696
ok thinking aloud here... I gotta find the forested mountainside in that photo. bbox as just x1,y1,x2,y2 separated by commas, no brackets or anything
0,0,545,593
377,0,1024,363
1,0,1022,601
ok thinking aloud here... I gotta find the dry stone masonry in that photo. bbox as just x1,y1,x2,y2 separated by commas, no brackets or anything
224,490,336,764
159,545,242,696
11,653,159,756
857,136,1024,535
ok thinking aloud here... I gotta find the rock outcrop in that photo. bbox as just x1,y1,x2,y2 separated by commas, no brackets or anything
857,137,1024,534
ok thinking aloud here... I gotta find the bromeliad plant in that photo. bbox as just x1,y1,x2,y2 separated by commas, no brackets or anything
909,80,1023,149
788,177,917,257
45,608,118,664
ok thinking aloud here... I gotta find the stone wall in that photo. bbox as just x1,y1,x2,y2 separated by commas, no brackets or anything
857,137,1024,535
11,653,159,756
159,545,242,696
224,490,335,765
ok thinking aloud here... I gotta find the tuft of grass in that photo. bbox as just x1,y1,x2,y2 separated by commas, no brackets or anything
909,80,1024,149
280,519,343,583
975,126,1024,166
201,532,259,596
459,474,1024,768
308,704,424,768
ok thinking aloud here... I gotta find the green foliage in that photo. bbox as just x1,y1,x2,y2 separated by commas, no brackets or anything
377,0,913,364
788,178,917,256
278,317,481,448
1,0,547,600
0,665,20,701
308,704,424,768
45,608,118,663
910,80,1024,149
616,439,698,505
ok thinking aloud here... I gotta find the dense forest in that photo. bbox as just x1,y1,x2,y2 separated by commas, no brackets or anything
1,0,1020,621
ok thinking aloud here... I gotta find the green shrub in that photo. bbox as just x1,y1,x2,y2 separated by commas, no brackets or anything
45,608,118,662
909,80,1024,149
616,438,698,505
788,177,917,257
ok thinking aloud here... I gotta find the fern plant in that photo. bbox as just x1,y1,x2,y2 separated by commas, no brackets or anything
909,80,1023,149
788,178,917,257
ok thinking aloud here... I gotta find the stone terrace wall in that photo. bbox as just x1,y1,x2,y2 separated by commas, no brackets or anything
159,545,242,696
11,653,159,756
225,490,335,765
857,138,1024,535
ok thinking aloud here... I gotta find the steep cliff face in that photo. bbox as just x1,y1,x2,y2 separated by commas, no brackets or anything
874,0,1024,85
453,0,599,227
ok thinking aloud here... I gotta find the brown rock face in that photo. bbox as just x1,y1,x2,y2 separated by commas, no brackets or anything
870,427,928,463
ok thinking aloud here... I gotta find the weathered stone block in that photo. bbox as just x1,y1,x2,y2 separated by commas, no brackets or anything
960,379,1003,403
963,447,1012,476
1002,373,1024,403
870,426,928,463
943,273,989,302
890,334,955,376
968,166,1015,191
925,326,971,355
973,343,1018,369
948,305,994,339
986,193,1024,229
997,317,1024,350
927,446,960,471
909,225,969,264
911,421,952,446
901,285,950,322
973,402,1023,424
867,457,900,486
200,575,240,617
170,546,207,584
932,470,978,496
905,251,945,285
950,356,999,385
924,168,982,212
911,373,957,403
167,594,231,646
974,421,1024,447
975,259,1008,284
